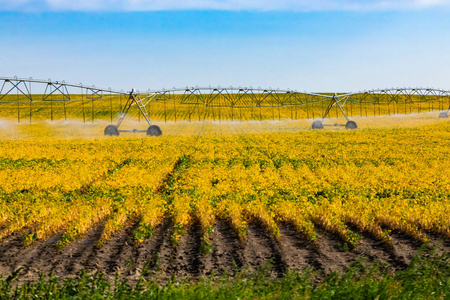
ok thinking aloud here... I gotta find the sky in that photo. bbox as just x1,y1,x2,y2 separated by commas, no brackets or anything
0,0,449,92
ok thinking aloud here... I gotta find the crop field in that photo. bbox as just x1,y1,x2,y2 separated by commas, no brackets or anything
0,93,448,123
0,113,450,298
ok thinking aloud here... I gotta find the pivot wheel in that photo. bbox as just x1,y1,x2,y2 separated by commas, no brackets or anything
439,112,449,118
147,125,162,136
345,121,358,130
104,125,119,136
312,120,324,129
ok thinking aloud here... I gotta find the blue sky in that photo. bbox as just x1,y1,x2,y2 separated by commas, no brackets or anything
0,1,449,92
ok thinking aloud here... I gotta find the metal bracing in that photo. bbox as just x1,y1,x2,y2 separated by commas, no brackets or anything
116,91,152,130
1,76,450,133
0,78,33,102
43,82,71,101
321,94,349,121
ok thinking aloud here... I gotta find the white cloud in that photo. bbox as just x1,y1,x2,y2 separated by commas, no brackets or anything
1,0,449,11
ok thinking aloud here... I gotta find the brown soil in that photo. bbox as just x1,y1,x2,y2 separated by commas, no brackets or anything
0,220,448,283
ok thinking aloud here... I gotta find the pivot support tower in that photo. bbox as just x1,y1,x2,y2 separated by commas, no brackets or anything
104,89,162,137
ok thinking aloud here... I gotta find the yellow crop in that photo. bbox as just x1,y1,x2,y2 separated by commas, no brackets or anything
0,116,449,252
0,93,447,123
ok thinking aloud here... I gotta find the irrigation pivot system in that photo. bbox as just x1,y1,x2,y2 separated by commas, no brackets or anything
104,88,162,136
1,76,450,136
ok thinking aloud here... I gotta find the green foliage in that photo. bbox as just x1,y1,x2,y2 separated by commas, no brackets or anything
237,225,248,239
199,236,212,254
56,227,80,250
346,229,362,249
0,250,450,299
133,223,155,243
164,154,191,196
22,233,39,246
169,223,186,246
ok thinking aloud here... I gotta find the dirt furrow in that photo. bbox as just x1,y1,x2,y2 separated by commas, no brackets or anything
426,232,450,255
243,223,286,277
0,221,449,283
0,230,29,275
207,219,244,275
172,223,203,277
93,222,138,279
313,226,361,273
277,223,321,271
50,222,105,276
388,230,422,268
133,220,171,276
139,221,175,281
351,233,392,267
19,232,63,281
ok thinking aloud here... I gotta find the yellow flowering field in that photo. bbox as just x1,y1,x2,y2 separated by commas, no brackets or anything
0,115,449,255
0,93,446,123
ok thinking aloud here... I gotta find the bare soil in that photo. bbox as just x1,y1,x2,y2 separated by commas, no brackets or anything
0,220,448,283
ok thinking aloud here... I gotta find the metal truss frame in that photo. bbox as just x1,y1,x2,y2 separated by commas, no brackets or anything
1,77,450,132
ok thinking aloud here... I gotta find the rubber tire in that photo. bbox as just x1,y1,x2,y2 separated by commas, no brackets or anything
439,112,449,118
104,125,119,136
345,121,358,130
147,125,162,136
312,120,324,129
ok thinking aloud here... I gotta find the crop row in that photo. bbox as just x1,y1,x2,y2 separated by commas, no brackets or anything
0,123,449,252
